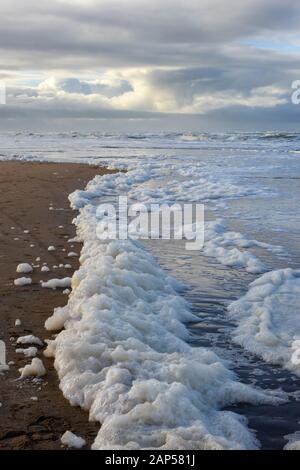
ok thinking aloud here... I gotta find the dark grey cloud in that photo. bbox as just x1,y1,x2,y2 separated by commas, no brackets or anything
1,0,300,68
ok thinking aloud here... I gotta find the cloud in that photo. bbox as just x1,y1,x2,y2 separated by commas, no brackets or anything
0,0,300,129
37,76,132,98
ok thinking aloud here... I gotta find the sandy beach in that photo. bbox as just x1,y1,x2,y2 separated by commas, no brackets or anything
0,161,114,450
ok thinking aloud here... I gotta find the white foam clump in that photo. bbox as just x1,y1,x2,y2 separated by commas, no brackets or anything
61,431,86,449
16,347,38,358
67,252,78,257
16,263,33,274
41,278,72,290
228,269,300,374
41,266,50,273
15,319,22,326
45,202,285,450
17,335,43,347
48,246,56,251
19,358,46,378
203,220,270,274
205,220,284,254
14,277,32,286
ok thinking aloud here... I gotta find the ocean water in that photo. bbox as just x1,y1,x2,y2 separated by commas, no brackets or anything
2,131,300,449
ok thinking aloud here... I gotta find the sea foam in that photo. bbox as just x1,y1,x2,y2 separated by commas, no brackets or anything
228,269,300,375
44,183,285,450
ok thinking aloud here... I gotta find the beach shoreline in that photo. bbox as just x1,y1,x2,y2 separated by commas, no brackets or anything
0,161,115,450
0,144,299,450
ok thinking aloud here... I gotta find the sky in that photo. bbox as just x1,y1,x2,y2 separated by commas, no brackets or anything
0,0,300,132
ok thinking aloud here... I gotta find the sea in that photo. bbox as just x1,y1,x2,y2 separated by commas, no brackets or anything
1,131,300,449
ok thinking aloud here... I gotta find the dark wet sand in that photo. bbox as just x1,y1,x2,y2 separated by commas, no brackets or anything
0,161,116,450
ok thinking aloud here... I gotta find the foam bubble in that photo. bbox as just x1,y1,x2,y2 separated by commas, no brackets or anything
228,269,300,374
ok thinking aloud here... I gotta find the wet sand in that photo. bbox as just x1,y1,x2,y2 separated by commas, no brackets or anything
0,161,115,450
